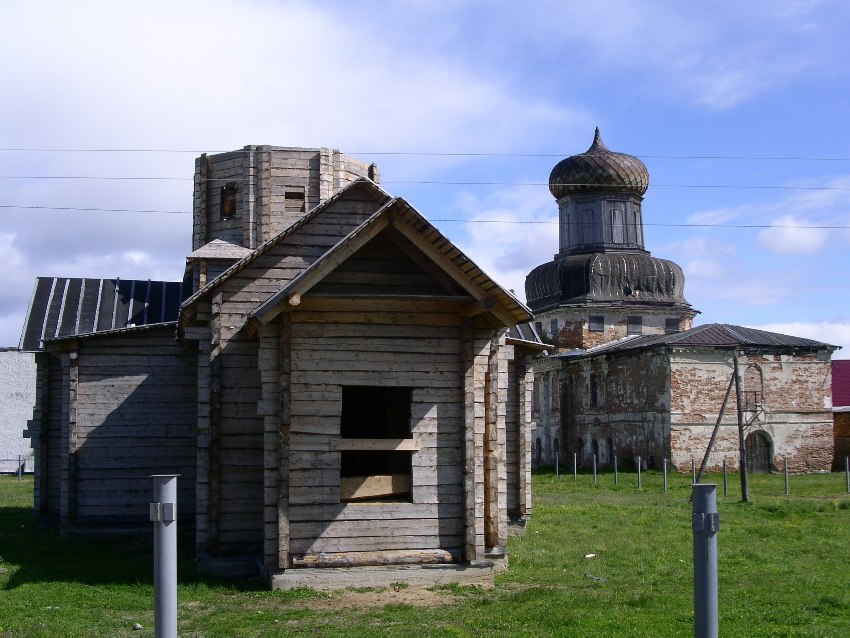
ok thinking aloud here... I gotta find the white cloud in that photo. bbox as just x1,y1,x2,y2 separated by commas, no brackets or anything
747,320,850,359
756,214,829,255
453,186,557,302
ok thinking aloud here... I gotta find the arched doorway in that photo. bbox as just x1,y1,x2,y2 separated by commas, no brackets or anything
745,431,772,473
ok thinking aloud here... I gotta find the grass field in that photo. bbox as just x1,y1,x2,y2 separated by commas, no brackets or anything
1,470,849,637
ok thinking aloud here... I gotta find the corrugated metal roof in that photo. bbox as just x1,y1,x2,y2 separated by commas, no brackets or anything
556,323,837,360
20,277,185,351
833,360,850,407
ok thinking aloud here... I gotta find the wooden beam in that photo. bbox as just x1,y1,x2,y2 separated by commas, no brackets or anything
331,438,420,452
340,474,412,501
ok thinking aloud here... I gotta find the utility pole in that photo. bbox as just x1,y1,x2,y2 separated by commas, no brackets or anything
733,355,749,503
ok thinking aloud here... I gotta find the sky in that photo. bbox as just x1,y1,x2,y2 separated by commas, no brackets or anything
1,0,848,358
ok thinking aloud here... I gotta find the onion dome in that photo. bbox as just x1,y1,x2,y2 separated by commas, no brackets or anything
549,128,649,199
524,252,688,314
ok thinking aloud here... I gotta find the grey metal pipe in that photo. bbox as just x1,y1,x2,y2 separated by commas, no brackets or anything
663,458,668,493
592,454,597,483
151,474,178,638
692,483,719,638
845,456,849,495
637,456,642,491
784,458,789,496
573,452,577,481
614,455,618,485
722,459,728,497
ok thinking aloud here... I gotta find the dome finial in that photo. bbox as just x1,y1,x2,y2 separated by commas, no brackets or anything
589,127,606,152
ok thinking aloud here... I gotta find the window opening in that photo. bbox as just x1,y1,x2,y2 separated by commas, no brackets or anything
627,315,643,336
590,374,599,407
284,185,306,214
220,182,238,219
611,207,625,243
589,315,604,332
743,365,764,411
339,386,413,503
665,318,681,334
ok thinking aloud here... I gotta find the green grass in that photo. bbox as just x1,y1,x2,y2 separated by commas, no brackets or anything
2,470,849,637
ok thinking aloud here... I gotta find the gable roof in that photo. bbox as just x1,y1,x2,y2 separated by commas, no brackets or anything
20,277,185,351
556,323,837,360
179,178,391,322
249,196,533,328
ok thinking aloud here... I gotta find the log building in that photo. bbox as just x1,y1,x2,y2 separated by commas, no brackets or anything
21,146,543,587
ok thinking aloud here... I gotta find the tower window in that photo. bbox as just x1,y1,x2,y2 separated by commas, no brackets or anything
665,318,681,334
284,186,306,214
220,182,238,219
589,315,604,332
627,316,642,336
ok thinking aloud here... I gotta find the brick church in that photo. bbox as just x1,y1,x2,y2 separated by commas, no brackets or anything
526,130,838,474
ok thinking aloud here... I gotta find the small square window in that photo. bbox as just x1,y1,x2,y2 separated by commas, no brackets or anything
589,315,604,332
627,316,642,336
665,318,681,334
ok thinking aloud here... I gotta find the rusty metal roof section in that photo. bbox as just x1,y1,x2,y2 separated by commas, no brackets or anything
558,323,838,359
549,128,649,199
525,252,690,313
19,277,185,351
833,360,850,407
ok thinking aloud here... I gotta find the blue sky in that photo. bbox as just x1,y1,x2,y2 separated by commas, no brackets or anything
1,0,848,357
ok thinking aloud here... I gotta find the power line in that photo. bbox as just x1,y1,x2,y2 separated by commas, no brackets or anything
2,204,847,228
2,147,850,162
1,175,849,191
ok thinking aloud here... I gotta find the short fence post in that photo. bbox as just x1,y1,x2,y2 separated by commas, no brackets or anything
784,458,789,496
555,449,559,479
663,458,668,493
722,459,728,497
845,456,849,495
151,474,179,638
692,458,696,484
637,456,642,491
692,483,719,638
592,454,597,483
17,454,22,483
573,452,577,481
614,455,619,485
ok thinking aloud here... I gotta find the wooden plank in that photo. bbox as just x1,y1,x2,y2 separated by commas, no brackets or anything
331,438,419,451
290,548,459,568
340,474,411,501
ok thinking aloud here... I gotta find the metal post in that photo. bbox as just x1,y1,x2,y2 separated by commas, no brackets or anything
592,454,597,483
637,456,642,491
692,458,696,484
733,356,749,503
151,475,178,638
614,455,618,485
17,454,22,483
784,458,789,496
692,483,719,638
845,456,849,495
722,459,728,497
555,448,559,478
663,458,668,493
573,452,577,481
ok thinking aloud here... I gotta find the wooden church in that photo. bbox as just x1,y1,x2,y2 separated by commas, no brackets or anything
21,146,542,587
